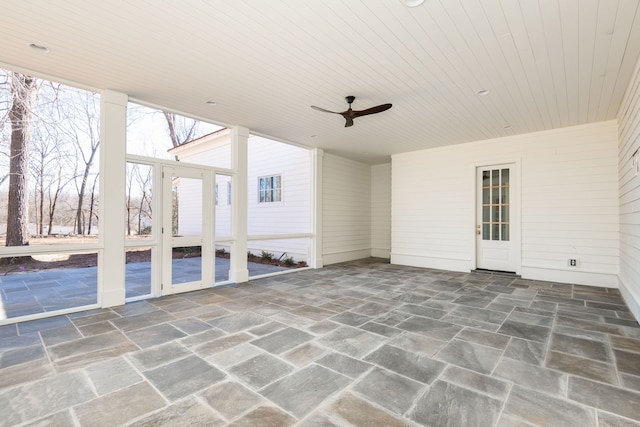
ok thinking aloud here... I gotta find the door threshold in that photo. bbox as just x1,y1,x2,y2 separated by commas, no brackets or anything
472,268,520,278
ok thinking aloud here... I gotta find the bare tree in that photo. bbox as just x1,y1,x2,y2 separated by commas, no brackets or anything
87,173,99,235
56,90,100,235
6,72,39,247
163,112,199,149
135,165,152,234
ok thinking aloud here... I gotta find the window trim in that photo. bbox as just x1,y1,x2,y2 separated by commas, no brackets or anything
257,174,282,204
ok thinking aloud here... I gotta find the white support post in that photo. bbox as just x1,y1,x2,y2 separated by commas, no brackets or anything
310,148,324,268
99,90,128,307
230,126,249,282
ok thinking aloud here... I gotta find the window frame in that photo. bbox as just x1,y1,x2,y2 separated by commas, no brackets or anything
257,174,282,204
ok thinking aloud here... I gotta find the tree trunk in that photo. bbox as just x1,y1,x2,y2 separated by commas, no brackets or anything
75,148,98,235
87,173,98,235
38,168,44,235
6,73,37,248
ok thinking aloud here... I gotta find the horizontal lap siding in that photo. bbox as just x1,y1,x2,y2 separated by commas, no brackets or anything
322,154,371,263
392,121,619,285
177,134,313,261
246,136,311,260
617,58,640,321
371,163,391,258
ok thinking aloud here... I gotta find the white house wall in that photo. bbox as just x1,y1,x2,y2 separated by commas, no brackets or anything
392,121,620,288
371,163,391,259
176,176,204,237
322,153,372,265
177,134,313,262
617,58,640,322
247,136,312,261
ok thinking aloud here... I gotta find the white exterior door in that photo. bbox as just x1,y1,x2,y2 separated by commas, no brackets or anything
161,165,214,295
476,164,519,273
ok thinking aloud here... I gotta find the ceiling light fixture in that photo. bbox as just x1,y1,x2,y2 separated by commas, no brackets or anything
205,101,217,105
503,124,511,129
310,135,318,139
401,0,425,7
28,43,50,53
476,89,490,96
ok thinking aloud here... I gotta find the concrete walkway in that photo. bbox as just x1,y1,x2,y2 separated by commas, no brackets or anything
0,258,290,319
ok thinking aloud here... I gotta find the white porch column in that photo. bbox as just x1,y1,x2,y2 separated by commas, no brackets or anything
310,148,324,268
99,90,127,307
230,126,249,282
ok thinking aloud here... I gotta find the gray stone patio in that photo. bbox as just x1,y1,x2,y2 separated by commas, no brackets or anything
0,258,639,426
0,257,289,319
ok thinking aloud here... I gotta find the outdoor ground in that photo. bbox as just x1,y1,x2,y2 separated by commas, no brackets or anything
0,236,305,275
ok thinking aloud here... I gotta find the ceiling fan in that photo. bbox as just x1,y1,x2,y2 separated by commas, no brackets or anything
311,96,392,127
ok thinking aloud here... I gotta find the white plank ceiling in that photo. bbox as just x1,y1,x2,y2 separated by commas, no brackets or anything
1,0,639,164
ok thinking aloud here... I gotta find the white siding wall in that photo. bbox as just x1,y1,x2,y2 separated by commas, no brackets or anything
392,121,620,287
371,163,391,258
246,136,312,261
176,176,203,237
617,59,640,322
175,133,312,262
215,174,232,238
323,153,372,265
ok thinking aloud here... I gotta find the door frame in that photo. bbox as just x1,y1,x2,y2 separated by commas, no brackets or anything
471,159,522,275
161,164,215,295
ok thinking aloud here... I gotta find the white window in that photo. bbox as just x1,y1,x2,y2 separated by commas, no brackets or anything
258,175,281,203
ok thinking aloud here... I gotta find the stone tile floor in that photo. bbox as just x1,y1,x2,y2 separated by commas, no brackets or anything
0,257,288,318
1,258,639,426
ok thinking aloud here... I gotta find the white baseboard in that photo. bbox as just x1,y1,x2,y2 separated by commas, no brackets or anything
371,248,391,259
390,253,470,273
323,249,372,265
520,266,618,288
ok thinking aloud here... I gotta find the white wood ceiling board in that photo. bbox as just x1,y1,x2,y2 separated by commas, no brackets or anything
587,0,621,123
459,0,532,132
598,0,640,117
539,0,571,128
1,0,640,164
577,0,599,124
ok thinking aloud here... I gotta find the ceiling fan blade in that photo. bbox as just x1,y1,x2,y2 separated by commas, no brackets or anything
344,116,354,127
352,103,392,118
311,105,342,114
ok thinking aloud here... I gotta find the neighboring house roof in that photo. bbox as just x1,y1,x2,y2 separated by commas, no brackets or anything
168,128,230,156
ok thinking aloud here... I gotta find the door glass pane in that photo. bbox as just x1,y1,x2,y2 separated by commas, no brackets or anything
173,176,202,237
172,246,202,284
481,167,510,242
501,224,509,241
482,171,490,186
492,206,500,223
501,169,509,185
483,186,490,204
170,172,204,286
126,162,153,240
501,206,509,222
492,170,499,186
482,206,489,222
126,247,152,298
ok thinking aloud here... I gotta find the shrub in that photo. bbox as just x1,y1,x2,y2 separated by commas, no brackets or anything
282,256,296,266
215,248,227,256
260,250,274,261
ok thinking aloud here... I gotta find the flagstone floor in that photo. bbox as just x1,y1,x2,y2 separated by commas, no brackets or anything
0,258,639,426
0,257,289,318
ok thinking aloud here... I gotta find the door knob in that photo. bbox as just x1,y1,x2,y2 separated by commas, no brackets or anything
476,225,481,235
